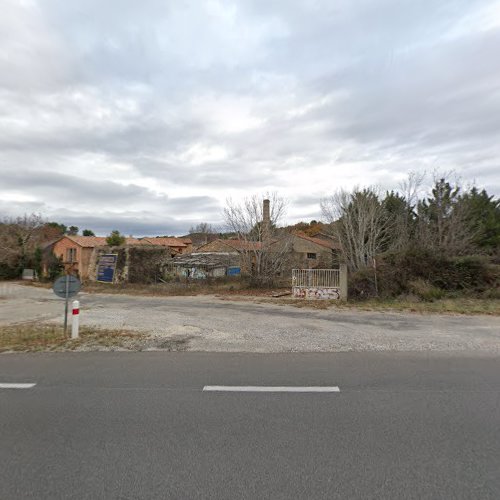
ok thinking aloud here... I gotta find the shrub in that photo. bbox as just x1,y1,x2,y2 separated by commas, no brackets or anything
127,247,172,284
46,254,64,281
348,248,500,301
439,256,497,291
408,279,444,301
348,268,378,300
0,262,20,280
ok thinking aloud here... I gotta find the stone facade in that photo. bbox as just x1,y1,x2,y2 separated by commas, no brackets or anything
285,233,339,270
88,246,175,283
52,237,95,278
51,235,188,280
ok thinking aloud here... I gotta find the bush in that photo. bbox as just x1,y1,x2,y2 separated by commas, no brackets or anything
348,248,500,301
348,268,379,300
408,279,444,301
437,256,497,291
0,262,20,280
127,247,172,284
46,254,64,281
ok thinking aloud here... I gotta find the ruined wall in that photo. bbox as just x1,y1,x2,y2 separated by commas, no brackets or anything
289,237,335,269
292,287,341,299
88,245,173,283
87,247,127,282
127,246,173,283
80,248,94,279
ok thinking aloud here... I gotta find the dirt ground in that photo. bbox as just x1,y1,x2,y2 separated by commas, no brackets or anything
1,282,499,353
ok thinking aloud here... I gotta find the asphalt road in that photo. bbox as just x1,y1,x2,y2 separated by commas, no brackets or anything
1,352,499,499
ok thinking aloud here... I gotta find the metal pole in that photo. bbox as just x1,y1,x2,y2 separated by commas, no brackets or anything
63,274,69,336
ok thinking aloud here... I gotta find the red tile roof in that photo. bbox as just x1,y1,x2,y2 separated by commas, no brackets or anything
142,237,188,247
64,236,147,247
293,232,339,250
64,236,107,247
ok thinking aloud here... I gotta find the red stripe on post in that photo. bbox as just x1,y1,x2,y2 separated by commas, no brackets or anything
72,308,79,315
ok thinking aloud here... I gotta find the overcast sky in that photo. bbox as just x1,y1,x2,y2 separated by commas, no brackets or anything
1,0,499,236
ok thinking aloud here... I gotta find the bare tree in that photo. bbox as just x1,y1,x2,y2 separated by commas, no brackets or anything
384,170,426,250
399,170,426,209
223,193,291,285
188,222,218,246
321,188,395,272
189,222,215,235
0,214,46,275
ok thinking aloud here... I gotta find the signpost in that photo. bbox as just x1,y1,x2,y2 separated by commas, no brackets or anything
53,275,81,336
97,254,118,283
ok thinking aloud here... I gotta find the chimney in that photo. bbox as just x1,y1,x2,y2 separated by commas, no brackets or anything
262,198,270,242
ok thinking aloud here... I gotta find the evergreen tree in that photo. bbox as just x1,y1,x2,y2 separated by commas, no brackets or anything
106,230,126,246
417,178,473,255
459,187,500,251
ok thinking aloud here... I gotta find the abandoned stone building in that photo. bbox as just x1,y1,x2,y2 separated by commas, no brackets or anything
195,232,339,273
168,252,241,279
46,199,340,285
48,235,192,279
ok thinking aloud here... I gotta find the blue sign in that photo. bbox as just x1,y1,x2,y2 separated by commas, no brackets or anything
227,267,241,276
97,254,118,283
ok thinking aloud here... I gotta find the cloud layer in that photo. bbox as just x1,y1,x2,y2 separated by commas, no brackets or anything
1,0,499,235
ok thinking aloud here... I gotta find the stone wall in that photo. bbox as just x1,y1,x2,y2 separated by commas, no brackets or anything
292,287,341,299
88,245,174,283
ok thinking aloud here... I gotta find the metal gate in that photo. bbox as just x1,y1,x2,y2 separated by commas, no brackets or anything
292,268,341,299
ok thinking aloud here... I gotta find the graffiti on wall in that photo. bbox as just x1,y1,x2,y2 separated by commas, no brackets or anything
292,286,341,300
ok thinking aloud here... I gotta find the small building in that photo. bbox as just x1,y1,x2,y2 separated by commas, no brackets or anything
287,232,340,269
50,235,190,279
169,252,241,279
195,233,339,277
51,236,146,279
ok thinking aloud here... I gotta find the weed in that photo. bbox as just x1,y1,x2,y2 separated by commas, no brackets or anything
0,324,147,352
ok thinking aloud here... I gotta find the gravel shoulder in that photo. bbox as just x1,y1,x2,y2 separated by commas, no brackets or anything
1,283,499,353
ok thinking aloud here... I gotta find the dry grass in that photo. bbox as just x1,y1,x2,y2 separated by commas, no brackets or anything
40,280,255,297
262,297,500,315
17,279,284,297
350,298,500,315
0,324,148,352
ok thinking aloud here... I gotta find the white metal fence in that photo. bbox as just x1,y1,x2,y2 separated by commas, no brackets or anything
292,268,340,288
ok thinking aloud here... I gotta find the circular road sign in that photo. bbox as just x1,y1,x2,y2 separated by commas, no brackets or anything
53,275,82,298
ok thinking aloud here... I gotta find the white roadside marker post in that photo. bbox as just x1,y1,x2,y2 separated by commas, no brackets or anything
71,300,80,339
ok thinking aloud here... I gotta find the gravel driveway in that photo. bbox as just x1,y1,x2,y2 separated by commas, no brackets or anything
1,283,499,352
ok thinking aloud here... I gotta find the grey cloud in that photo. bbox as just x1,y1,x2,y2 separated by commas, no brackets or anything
0,0,499,235
1,169,222,224
2,170,165,207
55,213,199,237
0,200,222,237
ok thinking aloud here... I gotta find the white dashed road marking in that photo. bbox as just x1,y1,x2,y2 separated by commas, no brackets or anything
0,383,37,389
203,386,340,393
